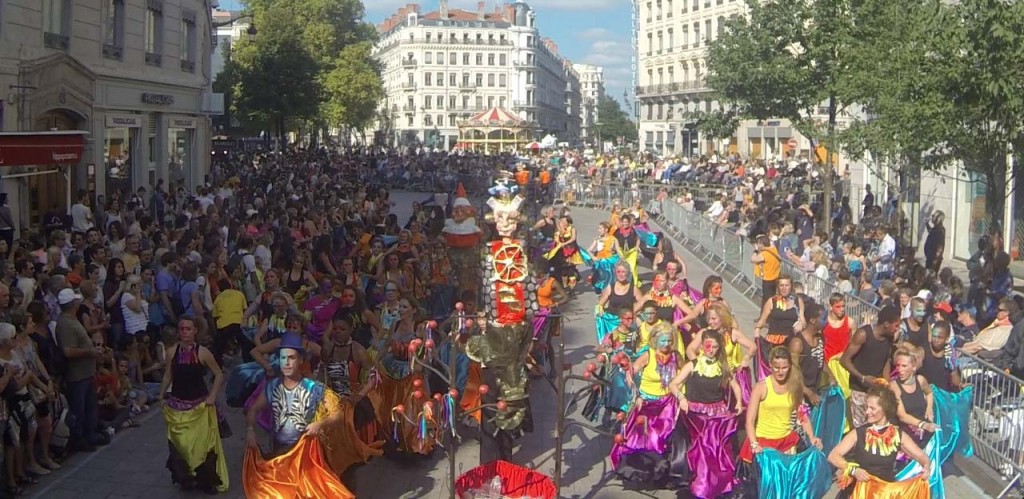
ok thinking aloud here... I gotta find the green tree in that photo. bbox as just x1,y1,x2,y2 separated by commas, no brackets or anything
322,42,384,133
706,0,857,231
596,96,638,144
227,8,321,139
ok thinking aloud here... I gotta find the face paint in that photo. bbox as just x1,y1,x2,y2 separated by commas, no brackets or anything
702,340,717,357
656,334,671,350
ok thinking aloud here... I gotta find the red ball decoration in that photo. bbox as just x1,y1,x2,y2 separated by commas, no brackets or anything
615,412,626,421
636,415,647,425
478,384,490,395
448,389,459,398
597,354,608,364
413,390,424,399
413,379,424,388
426,320,438,330
587,362,597,372
582,371,592,379
425,339,435,349
433,393,443,402
455,302,464,311
407,343,418,354
496,400,508,411
424,401,434,410
613,434,625,444
394,404,405,414
465,319,476,328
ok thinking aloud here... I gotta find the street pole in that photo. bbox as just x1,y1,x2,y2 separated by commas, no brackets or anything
823,94,836,235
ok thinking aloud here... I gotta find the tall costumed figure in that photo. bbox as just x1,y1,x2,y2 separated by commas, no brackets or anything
468,174,534,462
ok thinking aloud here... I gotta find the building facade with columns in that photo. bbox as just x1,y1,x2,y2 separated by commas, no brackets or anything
373,1,582,150
573,63,604,142
0,0,216,234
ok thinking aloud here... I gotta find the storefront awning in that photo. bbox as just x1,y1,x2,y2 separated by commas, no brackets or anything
0,131,88,167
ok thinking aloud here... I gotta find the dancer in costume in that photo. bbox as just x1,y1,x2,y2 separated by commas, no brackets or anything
545,216,584,289
828,387,932,498
584,307,639,423
841,305,900,428
585,222,621,293
243,334,353,499
640,271,694,341
336,285,383,350
664,260,693,299
741,346,822,462
889,349,939,447
790,302,831,407
531,264,568,374
918,321,961,391
159,317,228,494
753,275,805,377
610,323,688,486
320,313,385,475
376,296,437,455
594,262,642,343
680,275,729,330
823,293,853,398
615,214,642,285
246,313,322,432
669,330,742,499
685,302,755,405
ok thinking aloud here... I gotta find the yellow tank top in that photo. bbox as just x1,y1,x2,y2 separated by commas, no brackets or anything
724,333,743,370
639,351,674,398
756,377,794,439
639,321,686,358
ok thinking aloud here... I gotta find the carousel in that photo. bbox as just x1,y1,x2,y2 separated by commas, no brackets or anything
456,107,535,154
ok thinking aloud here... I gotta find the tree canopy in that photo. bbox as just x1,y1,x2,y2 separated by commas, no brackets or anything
221,0,383,137
704,0,1024,228
596,97,639,144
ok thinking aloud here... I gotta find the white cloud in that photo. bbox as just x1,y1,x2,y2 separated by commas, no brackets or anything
576,28,613,41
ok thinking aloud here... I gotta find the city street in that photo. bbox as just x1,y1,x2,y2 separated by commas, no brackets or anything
26,192,988,499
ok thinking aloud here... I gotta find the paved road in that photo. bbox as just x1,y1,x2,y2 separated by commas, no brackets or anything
27,192,991,498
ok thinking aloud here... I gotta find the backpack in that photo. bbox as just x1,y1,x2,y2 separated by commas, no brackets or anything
50,393,71,450
47,323,69,379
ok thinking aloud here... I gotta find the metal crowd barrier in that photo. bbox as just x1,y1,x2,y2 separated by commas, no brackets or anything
568,179,1024,496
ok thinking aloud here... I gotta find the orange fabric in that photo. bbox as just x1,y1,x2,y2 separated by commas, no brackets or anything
321,397,385,476
849,474,930,499
539,171,551,184
738,431,801,463
242,436,355,499
515,170,530,186
378,372,437,454
461,361,483,423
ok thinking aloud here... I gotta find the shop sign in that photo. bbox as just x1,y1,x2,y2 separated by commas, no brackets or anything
0,132,86,166
105,114,143,128
141,93,175,106
170,117,197,129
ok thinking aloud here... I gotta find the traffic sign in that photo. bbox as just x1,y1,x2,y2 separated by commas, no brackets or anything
787,138,798,149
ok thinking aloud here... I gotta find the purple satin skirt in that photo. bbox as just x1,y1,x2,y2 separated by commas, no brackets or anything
735,366,753,407
610,395,688,486
684,403,739,498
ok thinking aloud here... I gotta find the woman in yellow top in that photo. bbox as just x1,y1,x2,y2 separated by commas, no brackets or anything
685,302,754,371
741,346,821,464
610,323,688,486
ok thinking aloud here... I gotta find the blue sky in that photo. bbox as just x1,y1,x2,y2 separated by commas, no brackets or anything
216,0,633,106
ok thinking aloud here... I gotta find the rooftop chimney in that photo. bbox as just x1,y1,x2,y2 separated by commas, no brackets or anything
477,1,486,19
409,3,420,13
440,0,448,18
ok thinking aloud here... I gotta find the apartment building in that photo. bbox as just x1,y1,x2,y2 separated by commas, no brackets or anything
0,0,218,232
573,63,605,142
373,1,582,149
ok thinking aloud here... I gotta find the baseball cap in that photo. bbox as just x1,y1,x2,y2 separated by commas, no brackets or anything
915,289,934,301
57,288,83,305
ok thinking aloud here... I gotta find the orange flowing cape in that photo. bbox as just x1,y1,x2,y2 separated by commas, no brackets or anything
849,473,930,499
243,389,355,499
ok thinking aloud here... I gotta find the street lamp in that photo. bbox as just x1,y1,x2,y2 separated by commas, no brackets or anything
213,15,257,41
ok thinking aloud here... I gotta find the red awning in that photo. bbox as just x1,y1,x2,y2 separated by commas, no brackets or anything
0,131,88,167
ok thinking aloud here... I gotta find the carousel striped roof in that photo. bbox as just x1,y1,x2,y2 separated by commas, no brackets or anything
466,107,526,127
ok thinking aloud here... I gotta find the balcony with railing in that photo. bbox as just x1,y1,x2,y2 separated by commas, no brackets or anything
635,80,708,97
458,82,478,91
401,82,417,90
401,58,417,68
402,104,417,112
